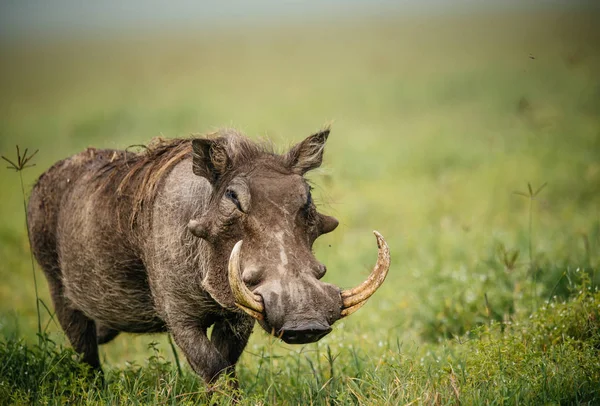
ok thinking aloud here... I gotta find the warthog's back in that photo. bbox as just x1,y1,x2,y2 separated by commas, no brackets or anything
27,148,121,280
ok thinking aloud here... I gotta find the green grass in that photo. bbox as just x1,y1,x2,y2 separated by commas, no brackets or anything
1,8,599,405
2,281,599,404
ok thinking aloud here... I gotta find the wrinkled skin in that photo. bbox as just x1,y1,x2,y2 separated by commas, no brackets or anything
27,129,351,384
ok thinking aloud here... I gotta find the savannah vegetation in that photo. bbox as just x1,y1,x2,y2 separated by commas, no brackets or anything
1,7,599,405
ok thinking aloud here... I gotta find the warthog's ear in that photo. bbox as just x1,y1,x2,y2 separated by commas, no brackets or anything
192,138,229,184
188,217,213,240
285,129,330,174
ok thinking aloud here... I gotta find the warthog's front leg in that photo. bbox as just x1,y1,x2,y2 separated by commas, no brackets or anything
210,314,254,380
169,320,233,384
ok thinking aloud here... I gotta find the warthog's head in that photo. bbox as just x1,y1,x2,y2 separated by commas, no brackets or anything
187,129,389,344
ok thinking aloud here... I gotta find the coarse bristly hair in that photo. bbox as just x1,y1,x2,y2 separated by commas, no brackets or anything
95,129,278,230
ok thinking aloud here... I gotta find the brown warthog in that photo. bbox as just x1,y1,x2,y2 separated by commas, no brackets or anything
27,128,390,384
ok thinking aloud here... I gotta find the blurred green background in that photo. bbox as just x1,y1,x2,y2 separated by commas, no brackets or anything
0,0,599,395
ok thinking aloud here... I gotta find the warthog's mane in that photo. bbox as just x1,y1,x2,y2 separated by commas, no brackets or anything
95,130,276,230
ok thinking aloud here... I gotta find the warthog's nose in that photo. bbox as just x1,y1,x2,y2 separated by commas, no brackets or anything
279,322,332,344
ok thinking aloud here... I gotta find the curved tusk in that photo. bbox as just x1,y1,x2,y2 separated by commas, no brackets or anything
340,231,390,317
228,240,264,320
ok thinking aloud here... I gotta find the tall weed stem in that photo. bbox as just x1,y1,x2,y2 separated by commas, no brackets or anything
2,146,41,344
514,182,546,312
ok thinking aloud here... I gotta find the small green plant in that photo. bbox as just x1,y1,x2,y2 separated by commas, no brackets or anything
496,242,520,272
2,146,42,344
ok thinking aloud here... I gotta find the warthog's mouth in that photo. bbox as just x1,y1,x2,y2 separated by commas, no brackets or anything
227,231,391,331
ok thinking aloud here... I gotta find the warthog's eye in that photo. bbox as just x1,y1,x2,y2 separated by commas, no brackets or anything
301,189,318,227
225,188,243,212
303,186,313,210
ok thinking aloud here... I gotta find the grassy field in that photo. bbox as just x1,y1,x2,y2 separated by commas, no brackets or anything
1,8,600,404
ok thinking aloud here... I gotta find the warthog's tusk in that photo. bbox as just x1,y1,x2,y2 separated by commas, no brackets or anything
228,240,265,320
340,231,390,317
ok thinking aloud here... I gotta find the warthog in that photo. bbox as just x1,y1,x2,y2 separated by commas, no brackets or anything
27,128,390,384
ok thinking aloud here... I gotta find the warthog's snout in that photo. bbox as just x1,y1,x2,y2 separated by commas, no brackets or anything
279,321,332,344
228,231,391,342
